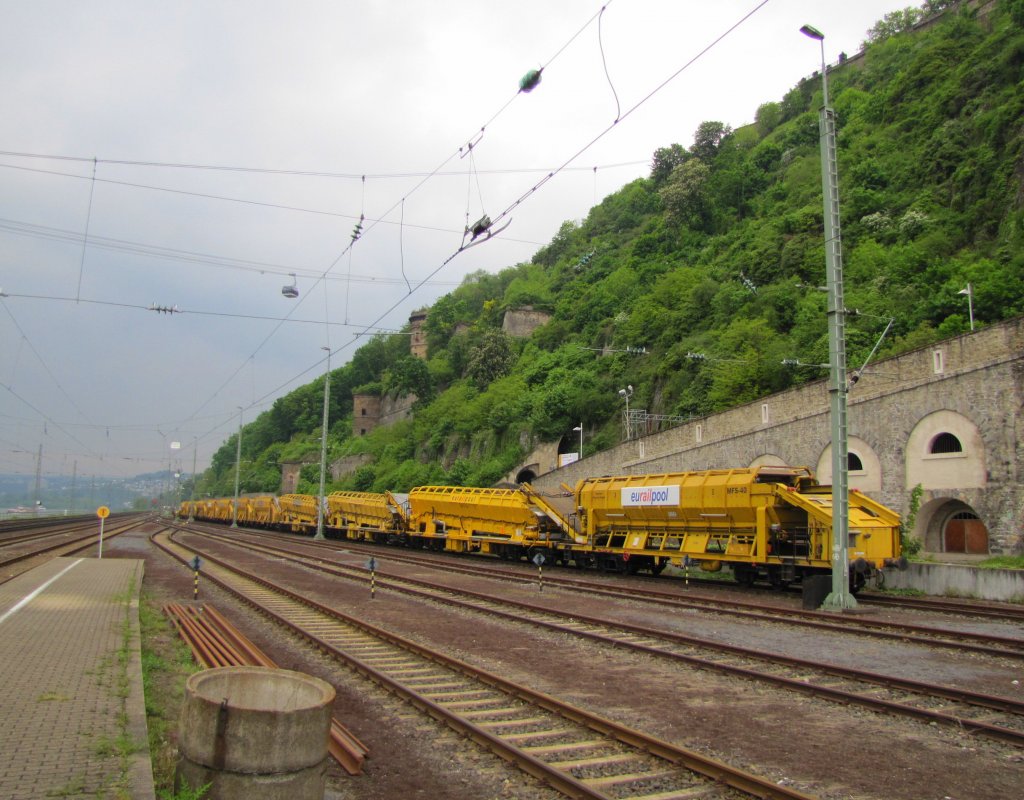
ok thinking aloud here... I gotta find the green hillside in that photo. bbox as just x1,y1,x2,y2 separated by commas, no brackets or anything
198,1,1024,499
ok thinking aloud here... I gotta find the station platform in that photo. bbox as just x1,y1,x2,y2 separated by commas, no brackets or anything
0,557,154,800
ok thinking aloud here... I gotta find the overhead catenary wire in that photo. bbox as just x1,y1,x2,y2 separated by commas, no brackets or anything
0,216,472,285
315,0,777,359
0,149,646,180
0,297,98,433
188,0,775,451
487,0,774,233
0,159,636,239
177,1,623,435
598,5,621,122
2,0,771,474
75,158,98,303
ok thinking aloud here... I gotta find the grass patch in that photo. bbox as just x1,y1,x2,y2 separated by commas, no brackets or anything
942,587,980,599
877,587,927,597
94,731,137,759
976,555,1024,570
139,590,202,795
44,776,85,797
37,691,71,702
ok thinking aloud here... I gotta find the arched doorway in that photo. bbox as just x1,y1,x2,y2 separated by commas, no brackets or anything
916,497,990,555
943,509,989,554
516,467,538,484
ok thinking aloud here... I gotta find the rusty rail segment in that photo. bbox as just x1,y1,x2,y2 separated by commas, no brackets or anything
155,529,819,800
163,602,369,775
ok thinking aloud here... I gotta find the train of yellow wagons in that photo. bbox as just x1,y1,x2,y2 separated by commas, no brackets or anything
178,465,905,592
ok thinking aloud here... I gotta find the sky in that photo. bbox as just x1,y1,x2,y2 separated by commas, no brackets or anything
0,0,907,490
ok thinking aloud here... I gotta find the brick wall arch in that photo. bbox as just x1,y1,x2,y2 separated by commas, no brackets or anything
905,410,986,491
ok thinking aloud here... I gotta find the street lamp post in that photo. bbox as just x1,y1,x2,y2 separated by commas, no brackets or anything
618,386,633,441
315,346,331,540
231,407,243,528
572,423,583,460
958,283,974,331
188,437,197,523
802,23,856,610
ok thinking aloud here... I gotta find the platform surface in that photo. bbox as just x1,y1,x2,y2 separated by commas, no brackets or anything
0,557,154,800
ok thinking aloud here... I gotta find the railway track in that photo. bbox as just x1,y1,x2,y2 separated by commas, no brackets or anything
216,527,1024,661
858,592,1024,623
154,528,818,800
180,525,1024,749
0,516,142,581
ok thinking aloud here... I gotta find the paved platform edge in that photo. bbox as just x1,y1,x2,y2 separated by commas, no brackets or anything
126,560,156,800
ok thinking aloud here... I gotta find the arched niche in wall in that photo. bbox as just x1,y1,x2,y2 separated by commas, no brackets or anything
905,410,986,490
816,436,882,492
749,453,787,468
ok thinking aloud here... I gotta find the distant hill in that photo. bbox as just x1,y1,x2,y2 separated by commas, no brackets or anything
201,1,1024,497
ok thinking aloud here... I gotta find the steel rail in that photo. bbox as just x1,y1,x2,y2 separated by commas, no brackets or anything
0,518,141,573
154,529,819,800
859,592,1024,623
185,526,1024,748
197,524,1024,661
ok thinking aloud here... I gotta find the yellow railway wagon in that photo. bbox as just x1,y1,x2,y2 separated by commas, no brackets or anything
244,494,281,527
407,485,565,557
208,497,236,523
278,493,319,532
326,491,406,541
571,466,902,590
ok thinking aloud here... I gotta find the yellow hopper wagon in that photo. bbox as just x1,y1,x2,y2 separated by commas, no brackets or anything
407,485,568,559
570,466,903,592
326,491,408,543
244,494,281,527
278,493,319,533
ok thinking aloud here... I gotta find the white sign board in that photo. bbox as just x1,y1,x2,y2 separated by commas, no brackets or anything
621,485,680,507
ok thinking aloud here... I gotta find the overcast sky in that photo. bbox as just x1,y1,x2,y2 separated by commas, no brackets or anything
0,0,906,489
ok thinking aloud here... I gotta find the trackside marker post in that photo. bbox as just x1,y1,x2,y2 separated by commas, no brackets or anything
190,555,202,601
367,557,377,599
96,506,109,558
533,552,545,592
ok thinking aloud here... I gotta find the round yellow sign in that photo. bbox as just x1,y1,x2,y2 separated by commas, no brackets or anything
96,506,110,519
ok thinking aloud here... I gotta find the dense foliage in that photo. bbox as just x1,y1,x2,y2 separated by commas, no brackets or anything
199,2,1024,498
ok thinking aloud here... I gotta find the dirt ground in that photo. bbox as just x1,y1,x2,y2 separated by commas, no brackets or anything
108,524,1024,800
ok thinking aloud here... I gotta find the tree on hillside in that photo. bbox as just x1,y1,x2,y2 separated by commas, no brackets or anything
650,143,689,184
382,355,432,400
864,7,923,46
466,330,515,388
660,159,711,230
691,121,732,162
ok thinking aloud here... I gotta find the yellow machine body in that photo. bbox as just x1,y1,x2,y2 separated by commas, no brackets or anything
571,466,901,585
406,486,563,555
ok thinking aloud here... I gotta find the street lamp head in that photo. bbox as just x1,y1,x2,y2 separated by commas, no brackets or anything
800,24,824,41
572,425,582,432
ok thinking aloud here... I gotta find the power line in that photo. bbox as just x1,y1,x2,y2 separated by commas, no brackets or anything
0,148,645,180
1,291,413,329
0,216,469,286
180,1,622,433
